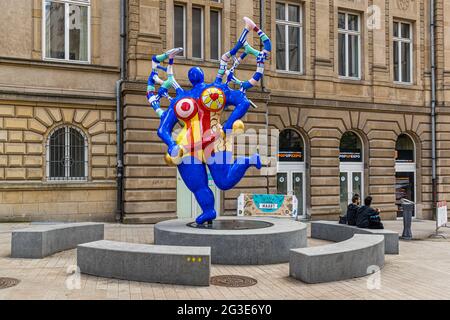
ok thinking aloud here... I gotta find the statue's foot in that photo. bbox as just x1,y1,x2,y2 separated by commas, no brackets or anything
196,211,217,225
251,154,262,170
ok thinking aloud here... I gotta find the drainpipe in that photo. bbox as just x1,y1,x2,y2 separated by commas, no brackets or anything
116,0,127,222
430,0,437,218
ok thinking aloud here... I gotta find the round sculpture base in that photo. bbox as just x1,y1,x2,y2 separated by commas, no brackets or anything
154,217,307,265
187,219,274,230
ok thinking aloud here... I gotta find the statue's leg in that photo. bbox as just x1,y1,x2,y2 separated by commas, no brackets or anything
178,157,217,224
207,151,261,190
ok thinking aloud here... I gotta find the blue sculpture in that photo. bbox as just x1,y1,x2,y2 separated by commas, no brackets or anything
147,17,271,225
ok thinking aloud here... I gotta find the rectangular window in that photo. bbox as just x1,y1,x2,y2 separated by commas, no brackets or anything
338,12,361,79
174,4,186,56
44,0,90,62
174,3,217,61
276,2,302,73
393,21,412,83
192,7,204,59
210,10,221,60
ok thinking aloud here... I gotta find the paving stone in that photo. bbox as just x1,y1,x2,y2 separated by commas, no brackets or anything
0,220,449,299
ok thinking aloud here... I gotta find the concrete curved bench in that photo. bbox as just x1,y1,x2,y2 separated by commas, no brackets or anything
77,240,211,286
311,221,399,254
11,222,104,259
290,234,384,284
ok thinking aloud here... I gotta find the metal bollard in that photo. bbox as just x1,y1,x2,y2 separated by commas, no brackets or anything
401,199,414,240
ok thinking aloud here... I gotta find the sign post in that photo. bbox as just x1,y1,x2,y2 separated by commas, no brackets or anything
430,201,448,239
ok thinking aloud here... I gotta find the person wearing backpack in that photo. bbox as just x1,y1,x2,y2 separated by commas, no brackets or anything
339,194,360,225
356,196,384,229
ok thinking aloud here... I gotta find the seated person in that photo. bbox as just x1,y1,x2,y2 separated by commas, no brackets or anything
339,194,360,225
356,196,384,229
346,194,360,226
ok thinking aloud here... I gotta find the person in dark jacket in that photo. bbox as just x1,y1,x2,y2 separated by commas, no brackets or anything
356,196,384,229
346,194,360,226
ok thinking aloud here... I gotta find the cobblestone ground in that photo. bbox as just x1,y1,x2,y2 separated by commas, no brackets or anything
0,220,449,300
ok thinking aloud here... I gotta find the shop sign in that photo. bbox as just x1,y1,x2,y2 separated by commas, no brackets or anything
278,150,304,162
339,149,362,162
437,201,448,228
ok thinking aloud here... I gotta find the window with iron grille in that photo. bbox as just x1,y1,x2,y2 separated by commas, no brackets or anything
46,126,88,181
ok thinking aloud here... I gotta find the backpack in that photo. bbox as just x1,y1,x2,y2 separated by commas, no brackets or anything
339,215,348,224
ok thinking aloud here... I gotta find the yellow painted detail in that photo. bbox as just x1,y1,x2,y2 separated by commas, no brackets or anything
232,120,245,134
201,87,225,111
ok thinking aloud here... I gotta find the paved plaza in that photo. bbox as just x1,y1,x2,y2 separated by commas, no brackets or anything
0,220,449,300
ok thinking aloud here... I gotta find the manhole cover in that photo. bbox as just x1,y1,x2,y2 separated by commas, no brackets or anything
210,275,257,287
0,277,20,290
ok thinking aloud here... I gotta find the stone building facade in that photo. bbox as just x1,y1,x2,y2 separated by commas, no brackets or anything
0,0,120,221
2,0,450,223
121,0,450,223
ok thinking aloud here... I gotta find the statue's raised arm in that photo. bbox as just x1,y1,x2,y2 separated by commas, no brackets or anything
146,47,184,117
215,17,272,92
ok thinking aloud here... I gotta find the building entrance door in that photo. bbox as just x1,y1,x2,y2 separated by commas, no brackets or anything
395,166,415,218
277,129,307,218
176,170,221,219
395,134,416,218
339,164,363,214
339,131,364,214
277,164,305,217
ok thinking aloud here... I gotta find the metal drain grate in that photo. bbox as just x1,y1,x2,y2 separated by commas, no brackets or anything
210,275,257,287
0,277,20,290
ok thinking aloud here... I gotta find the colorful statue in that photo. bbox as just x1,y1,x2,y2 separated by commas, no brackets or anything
147,17,271,225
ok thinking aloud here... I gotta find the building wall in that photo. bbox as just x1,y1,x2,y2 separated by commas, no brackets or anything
1,0,449,223
0,0,120,222
122,0,449,222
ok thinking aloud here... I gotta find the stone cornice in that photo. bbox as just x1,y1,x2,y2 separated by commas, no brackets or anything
0,90,116,107
0,56,120,74
0,181,116,191
121,80,446,115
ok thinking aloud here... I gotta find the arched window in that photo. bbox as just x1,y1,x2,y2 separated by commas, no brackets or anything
278,129,304,162
395,134,416,217
277,128,306,217
339,131,362,162
46,126,88,181
339,131,364,214
395,134,415,162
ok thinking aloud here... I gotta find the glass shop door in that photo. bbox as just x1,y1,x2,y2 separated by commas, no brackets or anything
176,170,221,219
395,171,415,218
339,165,363,214
276,164,306,218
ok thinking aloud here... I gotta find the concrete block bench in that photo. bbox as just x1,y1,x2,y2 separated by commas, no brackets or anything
77,240,211,286
311,221,399,254
11,222,104,259
290,234,385,284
